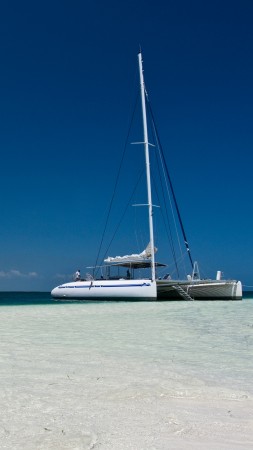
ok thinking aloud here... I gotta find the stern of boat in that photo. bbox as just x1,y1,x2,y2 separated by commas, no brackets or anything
234,281,242,300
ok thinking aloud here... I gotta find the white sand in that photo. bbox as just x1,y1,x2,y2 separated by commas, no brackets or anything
0,302,252,449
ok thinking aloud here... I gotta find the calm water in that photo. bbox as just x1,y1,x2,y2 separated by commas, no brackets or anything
0,291,252,449
0,290,252,305
0,290,252,393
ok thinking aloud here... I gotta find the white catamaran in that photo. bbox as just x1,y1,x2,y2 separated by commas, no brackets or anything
51,53,242,301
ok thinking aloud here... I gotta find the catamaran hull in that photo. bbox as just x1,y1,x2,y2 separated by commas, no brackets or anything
157,280,242,300
51,279,242,301
51,279,157,300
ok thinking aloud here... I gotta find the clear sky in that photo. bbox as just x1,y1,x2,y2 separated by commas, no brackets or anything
0,0,253,291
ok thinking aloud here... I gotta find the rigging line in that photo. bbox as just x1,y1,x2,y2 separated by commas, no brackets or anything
93,91,140,273
134,206,145,254
143,85,185,270
147,100,184,274
149,124,180,277
160,250,190,278
152,127,185,274
146,99,194,269
94,169,145,277
159,137,193,270
150,173,180,278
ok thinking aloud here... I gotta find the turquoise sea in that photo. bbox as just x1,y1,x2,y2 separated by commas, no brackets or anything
0,290,252,305
0,291,253,449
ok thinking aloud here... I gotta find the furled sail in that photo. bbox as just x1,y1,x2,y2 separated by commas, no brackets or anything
104,243,157,263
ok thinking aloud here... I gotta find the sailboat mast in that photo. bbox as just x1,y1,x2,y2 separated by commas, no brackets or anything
138,52,156,282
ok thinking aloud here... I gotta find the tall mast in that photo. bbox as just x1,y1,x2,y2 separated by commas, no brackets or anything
138,52,156,281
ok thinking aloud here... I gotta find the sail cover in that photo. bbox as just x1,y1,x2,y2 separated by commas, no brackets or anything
104,243,157,264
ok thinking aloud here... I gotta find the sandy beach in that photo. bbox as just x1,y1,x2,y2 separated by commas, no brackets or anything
0,299,252,449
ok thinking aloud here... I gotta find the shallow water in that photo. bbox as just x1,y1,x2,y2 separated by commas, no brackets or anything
0,293,252,449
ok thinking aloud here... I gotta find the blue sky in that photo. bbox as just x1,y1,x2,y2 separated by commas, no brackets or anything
0,0,253,291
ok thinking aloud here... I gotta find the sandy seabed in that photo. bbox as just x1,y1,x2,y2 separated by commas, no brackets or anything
0,301,252,449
